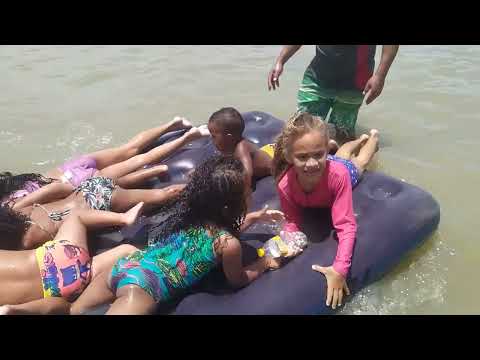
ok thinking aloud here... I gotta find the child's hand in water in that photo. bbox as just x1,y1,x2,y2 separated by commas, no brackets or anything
312,265,351,309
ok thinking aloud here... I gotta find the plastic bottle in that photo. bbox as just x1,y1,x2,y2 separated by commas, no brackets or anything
257,235,289,258
257,231,308,258
280,230,308,249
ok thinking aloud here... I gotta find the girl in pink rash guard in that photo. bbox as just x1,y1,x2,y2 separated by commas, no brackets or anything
272,112,379,309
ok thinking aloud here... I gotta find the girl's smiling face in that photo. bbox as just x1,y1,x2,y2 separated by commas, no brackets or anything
288,130,328,189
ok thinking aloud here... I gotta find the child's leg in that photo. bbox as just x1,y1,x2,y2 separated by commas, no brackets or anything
70,270,116,315
53,203,144,250
91,244,139,279
86,117,192,170
0,298,71,315
106,285,157,315
98,127,208,180
334,134,370,161
351,129,379,175
114,165,169,189
111,185,185,212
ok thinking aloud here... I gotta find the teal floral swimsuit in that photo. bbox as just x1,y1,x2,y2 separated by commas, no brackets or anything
110,227,227,302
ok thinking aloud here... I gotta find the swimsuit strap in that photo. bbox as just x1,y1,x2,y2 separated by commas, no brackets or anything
33,203,71,222
29,203,72,240
26,220,55,241
215,229,229,238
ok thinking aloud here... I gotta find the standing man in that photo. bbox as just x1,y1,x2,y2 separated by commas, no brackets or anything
268,45,399,141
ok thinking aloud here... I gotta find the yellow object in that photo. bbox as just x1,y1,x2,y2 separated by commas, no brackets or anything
260,144,275,158
271,235,289,256
35,241,54,298
257,235,288,258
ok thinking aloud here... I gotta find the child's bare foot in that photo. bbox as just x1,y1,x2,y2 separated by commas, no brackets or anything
359,133,370,143
184,125,210,141
0,305,14,315
152,164,168,175
369,129,380,152
328,139,339,154
124,202,144,226
197,124,211,136
169,116,192,131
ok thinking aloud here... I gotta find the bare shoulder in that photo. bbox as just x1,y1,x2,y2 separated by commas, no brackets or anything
212,230,240,257
234,139,255,155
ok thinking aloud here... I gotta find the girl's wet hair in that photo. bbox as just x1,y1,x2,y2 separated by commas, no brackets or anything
148,155,247,244
208,107,245,138
0,172,53,200
272,111,328,181
0,205,30,250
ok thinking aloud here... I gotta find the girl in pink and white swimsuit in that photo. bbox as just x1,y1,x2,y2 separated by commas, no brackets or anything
1,117,209,209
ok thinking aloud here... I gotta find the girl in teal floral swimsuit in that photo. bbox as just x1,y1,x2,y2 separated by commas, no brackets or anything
70,155,300,315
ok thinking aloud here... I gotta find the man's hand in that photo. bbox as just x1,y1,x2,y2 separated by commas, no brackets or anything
363,74,385,105
268,61,284,91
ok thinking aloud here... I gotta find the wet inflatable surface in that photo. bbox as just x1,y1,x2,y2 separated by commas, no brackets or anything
91,111,440,315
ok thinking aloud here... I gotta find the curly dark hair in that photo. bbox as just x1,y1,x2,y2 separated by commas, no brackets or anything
0,171,54,200
148,155,247,244
0,205,30,250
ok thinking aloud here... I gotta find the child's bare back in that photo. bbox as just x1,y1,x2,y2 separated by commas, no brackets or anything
233,139,272,181
208,107,274,189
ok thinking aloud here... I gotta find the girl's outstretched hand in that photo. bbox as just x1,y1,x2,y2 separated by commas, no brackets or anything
255,205,285,223
312,265,350,309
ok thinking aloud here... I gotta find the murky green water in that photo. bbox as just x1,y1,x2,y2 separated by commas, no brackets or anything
1,45,477,314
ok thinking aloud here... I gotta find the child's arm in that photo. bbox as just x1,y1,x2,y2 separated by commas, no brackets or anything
12,182,74,210
219,233,279,288
234,141,254,190
330,173,357,279
312,171,355,309
278,187,303,232
240,205,285,232
0,298,71,315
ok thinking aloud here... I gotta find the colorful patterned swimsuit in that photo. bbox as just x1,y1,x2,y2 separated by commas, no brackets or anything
110,227,226,303
36,239,92,301
75,176,116,211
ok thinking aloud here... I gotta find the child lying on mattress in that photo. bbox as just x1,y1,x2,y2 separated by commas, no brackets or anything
1,116,207,209
273,111,379,309
0,204,144,315
67,155,299,315
207,107,274,191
